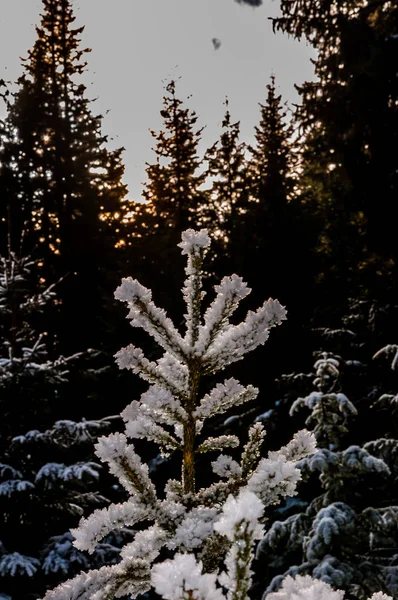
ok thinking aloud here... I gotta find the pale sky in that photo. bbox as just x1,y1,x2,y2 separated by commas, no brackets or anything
0,0,315,201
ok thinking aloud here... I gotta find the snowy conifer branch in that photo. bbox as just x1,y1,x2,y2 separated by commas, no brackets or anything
120,525,168,562
215,491,265,600
71,501,151,553
279,430,318,462
197,435,240,454
203,299,287,373
124,385,187,425
240,423,266,479
178,228,210,347
247,432,316,505
151,553,223,600
265,574,393,600
95,434,157,503
194,379,258,420
115,277,188,361
42,557,151,600
115,345,187,400
195,275,251,355
122,400,181,453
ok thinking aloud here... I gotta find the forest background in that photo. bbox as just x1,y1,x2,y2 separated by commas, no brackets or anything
0,1,397,599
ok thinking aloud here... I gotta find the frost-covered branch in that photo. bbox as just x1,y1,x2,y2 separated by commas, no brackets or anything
195,275,251,355
115,345,188,400
178,228,210,347
195,378,258,421
71,501,151,553
203,299,287,373
115,277,188,361
265,574,393,600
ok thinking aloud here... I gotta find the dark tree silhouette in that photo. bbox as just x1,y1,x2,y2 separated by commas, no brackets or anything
204,100,251,274
0,0,129,352
127,80,209,315
271,0,398,310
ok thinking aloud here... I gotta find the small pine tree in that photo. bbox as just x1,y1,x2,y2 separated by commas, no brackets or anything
41,228,327,600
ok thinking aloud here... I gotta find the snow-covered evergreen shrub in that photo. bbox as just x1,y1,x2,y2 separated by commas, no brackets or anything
257,352,397,600
41,228,324,600
0,253,130,598
0,417,128,599
265,574,391,600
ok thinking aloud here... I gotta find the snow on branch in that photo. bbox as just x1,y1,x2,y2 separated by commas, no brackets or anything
203,299,287,373
71,501,151,553
95,433,157,503
265,574,393,600
197,435,240,454
247,431,316,505
42,557,151,600
240,423,266,479
115,345,188,399
178,228,210,347
195,275,251,355
115,277,188,361
151,553,223,600
194,378,258,421
122,399,181,453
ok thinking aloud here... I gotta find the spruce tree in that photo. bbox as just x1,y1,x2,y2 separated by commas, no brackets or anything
0,0,128,352
245,75,309,314
243,77,314,375
0,253,128,599
271,0,398,308
204,101,251,273
142,81,207,232
256,352,398,600
0,252,69,448
37,229,391,600
128,81,208,315
40,228,318,600
249,75,294,223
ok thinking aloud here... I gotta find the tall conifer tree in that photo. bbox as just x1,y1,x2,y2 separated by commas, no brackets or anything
246,77,303,310
204,101,251,273
271,0,398,308
128,81,208,314
250,75,294,223
0,0,128,352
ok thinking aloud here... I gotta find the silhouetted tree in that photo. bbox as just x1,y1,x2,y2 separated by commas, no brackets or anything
0,0,128,352
204,101,251,274
128,81,209,315
271,0,398,312
246,76,307,311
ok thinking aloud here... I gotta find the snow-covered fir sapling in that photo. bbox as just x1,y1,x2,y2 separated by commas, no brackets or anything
42,228,321,600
